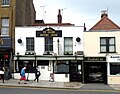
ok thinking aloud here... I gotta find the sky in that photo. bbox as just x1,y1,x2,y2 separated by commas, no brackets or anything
33,0,120,30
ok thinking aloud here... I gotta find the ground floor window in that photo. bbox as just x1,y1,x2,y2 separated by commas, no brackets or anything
110,63,120,75
16,60,36,73
54,61,69,74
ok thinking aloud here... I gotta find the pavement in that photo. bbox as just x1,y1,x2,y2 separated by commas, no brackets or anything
0,79,120,91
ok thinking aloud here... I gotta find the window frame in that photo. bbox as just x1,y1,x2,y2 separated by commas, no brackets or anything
26,37,34,51
1,18,9,36
110,63,120,75
54,61,69,74
44,37,53,52
64,37,73,55
100,37,116,53
1,0,10,6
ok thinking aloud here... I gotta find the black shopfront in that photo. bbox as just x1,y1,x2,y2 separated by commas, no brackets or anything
0,37,12,79
84,57,107,84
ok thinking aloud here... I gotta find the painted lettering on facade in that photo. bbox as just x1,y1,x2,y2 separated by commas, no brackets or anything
36,27,62,37
107,55,120,62
85,57,106,61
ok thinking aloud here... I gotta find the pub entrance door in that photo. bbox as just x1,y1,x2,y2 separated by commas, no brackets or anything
70,61,82,82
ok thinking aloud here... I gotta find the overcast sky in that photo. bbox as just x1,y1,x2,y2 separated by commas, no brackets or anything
33,0,120,30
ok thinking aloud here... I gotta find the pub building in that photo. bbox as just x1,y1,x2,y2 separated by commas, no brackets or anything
13,25,85,82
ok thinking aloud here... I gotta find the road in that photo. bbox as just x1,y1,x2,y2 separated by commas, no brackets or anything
0,86,120,94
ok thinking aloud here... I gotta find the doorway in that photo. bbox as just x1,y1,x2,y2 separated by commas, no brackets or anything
70,61,82,82
84,62,107,83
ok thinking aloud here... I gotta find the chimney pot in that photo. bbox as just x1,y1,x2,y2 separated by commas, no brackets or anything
101,10,108,18
57,9,62,23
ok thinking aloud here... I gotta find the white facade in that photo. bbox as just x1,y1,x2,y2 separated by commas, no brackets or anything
14,26,84,82
15,26,83,55
84,30,120,84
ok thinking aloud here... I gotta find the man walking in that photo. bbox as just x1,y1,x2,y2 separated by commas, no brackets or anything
34,66,41,82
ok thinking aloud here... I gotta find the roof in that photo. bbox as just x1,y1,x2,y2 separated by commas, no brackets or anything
33,23,75,26
89,16,120,31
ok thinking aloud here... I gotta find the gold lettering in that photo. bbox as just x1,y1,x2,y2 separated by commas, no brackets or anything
47,30,55,34
40,34,49,36
51,34,58,36
43,31,46,33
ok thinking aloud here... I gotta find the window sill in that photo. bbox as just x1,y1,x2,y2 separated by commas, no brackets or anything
0,35,9,37
99,52,117,54
1,5,10,7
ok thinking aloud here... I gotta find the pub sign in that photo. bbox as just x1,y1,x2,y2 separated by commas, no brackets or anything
0,37,11,48
36,27,62,37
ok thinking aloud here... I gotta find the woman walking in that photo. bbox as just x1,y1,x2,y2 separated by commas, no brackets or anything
18,67,27,84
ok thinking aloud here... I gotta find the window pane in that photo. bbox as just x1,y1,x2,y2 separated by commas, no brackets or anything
45,37,53,51
2,0,10,5
26,38,34,51
101,38,106,44
64,37,73,54
2,19,9,26
109,38,114,44
101,46,106,52
109,46,115,52
55,61,69,73
1,28,9,35
1,18,9,35
64,47,68,51
110,63,120,75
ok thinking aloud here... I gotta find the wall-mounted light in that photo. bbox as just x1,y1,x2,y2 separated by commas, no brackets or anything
76,37,81,42
17,39,22,44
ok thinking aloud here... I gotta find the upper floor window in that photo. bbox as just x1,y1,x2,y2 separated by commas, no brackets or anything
100,37,116,53
2,0,10,5
45,37,53,52
64,37,73,55
26,37,34,51
1,18,9,36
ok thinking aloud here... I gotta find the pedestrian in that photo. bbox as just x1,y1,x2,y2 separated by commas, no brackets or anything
0,66,4,83
34,66,41,82
18,67,27,84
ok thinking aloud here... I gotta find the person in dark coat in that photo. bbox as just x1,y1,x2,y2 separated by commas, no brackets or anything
34,66,41,82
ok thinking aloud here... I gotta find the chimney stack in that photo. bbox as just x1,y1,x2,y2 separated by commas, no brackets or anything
57,9,62,23
101,10,108,18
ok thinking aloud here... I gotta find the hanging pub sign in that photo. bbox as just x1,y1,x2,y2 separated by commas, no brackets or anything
36,27,62,37
0,37,11,48
84,57,106,62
